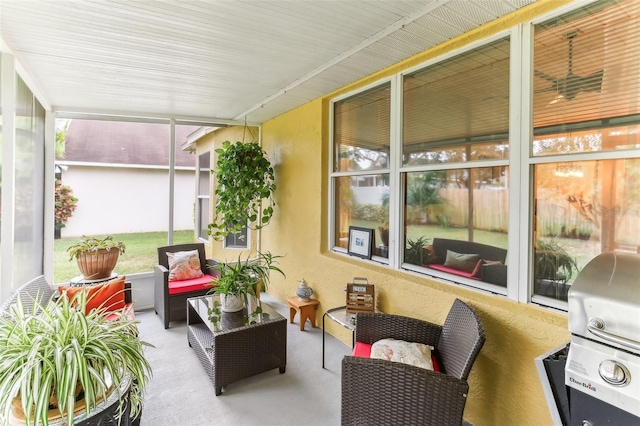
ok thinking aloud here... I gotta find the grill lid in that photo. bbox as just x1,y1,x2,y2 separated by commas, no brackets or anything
567,252,640,354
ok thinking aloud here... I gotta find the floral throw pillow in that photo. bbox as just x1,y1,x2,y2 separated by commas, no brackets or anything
167,250,204,281
370,338,434,370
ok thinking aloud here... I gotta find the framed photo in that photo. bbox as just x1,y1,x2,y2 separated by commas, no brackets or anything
347,226,374,259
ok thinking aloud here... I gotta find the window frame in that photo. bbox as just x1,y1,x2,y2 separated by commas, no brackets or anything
222,220,250,249
329,76,396,265
328,2,640,310
196,151,211,243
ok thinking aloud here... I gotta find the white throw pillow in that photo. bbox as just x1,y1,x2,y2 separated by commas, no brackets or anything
370,338,434,370
167,250,204,281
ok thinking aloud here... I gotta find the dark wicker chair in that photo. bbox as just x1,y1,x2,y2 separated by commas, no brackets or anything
341,299,486,426
154,243,217,329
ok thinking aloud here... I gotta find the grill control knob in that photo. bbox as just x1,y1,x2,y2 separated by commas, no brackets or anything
598,360,630,386
588,317,605,330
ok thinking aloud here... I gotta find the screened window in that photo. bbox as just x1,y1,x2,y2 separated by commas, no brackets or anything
14,74,45,286
530,0,640,303
197,152,210,241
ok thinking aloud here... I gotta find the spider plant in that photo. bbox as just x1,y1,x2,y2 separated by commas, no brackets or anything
0,290,152,426
404,236,432,266
534,238,579,281
209,251,285,299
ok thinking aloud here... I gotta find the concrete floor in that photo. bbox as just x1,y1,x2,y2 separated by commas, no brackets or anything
136,293,350,426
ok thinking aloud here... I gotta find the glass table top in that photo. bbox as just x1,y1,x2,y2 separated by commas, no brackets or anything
189,294,284,334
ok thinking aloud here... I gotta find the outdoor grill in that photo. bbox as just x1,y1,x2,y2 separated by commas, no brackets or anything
565,252,640,425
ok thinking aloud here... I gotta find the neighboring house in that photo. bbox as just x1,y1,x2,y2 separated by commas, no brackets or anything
57,120,199,236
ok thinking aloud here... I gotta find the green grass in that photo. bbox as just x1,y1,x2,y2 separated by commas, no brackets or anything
352,220,509,249
54,230,195,284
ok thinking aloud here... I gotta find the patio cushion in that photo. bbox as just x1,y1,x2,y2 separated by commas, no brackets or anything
59,276,126,314
352,341,373,358
443,250,481,273
428,264,480,280
167,250,204,281
168,274,215,295
371,338,434,371
352,341,440,372
471,259,503,278
105,303,135,321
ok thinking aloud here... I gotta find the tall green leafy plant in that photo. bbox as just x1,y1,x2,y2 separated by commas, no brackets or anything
208,141,276,240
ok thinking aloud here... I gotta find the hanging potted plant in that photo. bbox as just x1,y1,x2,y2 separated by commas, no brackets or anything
209,251,285,312
66,235,126,280
0,291,152,426
208,140,276,240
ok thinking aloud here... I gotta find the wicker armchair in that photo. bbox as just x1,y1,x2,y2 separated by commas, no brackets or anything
154,243,217,329
341,299,485,426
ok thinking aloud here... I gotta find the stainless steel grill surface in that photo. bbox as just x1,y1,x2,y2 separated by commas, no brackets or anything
565,252,640,422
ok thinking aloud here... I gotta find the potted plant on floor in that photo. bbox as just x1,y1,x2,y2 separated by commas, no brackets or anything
534,238,578,282
209,251,285,312
404,235,432,266
67,235,126,280
0,291,152,426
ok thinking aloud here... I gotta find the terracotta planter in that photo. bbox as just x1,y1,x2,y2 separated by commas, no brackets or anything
76,249,120,280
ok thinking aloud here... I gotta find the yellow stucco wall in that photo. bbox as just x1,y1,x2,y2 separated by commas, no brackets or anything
258,1,576,424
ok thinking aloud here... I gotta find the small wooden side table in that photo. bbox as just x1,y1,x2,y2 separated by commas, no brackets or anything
285,296,319,331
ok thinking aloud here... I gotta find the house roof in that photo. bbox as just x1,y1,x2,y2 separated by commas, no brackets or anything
62,120,200,167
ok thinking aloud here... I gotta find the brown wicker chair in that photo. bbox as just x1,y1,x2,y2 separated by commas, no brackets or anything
154,243,217,329
341,298,485,426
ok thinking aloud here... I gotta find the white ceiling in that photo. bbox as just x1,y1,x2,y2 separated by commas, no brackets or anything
0,0,535,124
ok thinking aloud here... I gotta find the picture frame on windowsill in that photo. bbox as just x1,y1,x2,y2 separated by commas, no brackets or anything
347,226,373,260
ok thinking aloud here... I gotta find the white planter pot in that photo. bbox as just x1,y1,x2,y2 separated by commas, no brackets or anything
220,294,244,312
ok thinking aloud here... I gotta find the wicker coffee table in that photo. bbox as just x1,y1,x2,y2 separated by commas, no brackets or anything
187,295,287,396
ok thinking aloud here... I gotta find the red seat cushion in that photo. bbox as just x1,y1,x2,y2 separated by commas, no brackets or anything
428,264,481,280
352,340,441,372
352,341,372,358
105,303,135,321
168,274,215,295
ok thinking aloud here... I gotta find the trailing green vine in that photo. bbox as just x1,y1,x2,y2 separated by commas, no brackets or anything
208,141,276,240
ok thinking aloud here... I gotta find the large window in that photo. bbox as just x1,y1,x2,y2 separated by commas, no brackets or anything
329,0,640,308
530,0,640,302
400,37,510,290
332,83,391,259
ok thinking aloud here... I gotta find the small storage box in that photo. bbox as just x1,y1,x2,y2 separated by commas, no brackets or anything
346,277,375,314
